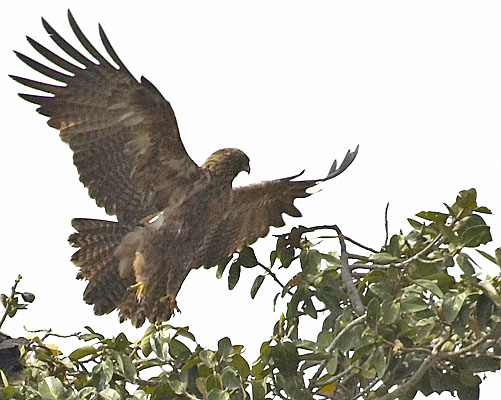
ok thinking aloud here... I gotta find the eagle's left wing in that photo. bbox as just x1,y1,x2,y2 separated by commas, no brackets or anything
201,147,359,266
11,11,205,225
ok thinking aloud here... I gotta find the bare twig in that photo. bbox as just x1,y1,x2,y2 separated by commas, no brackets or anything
343,236,378,254
257,262,288,292
384,202,390,247
332,225,365,314
0,275,23,329
24,327,80,341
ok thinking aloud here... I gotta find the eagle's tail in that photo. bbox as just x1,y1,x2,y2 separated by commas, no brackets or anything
68,218,134,316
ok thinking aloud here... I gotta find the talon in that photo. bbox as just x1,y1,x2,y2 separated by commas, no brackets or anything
131,281,146,299
160,295,180,314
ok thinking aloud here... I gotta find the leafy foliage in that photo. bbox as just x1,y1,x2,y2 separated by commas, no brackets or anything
1,189,500,399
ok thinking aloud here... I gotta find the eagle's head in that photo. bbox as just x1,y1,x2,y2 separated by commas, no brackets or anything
202,148,251,181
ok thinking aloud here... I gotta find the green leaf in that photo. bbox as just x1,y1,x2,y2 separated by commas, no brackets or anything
99,388,121,400
373,346,387,378
326,352,338,374
476,295,493,327
114,332,130,351
366,298,380,327
21,292,35,303
207,388,230,400
369,252,400,264
458,215,492,247
466,355,500,373
238,247,258,268
228,261,241,290
442,291,467,323
457,383,480,400
368,282,394,301
69,346,97,361
400,295,428,313
92,358,114,390
475,249,497,265
415,319,436,343
200,350,217,368
206,373,223,392
457,254,475,275
229,354,250,378
452,188,478,218
169,338,191,358
381,300,400,324
478,279,501,307
221,366,241,389
408,218,424,230
167,376,185,395
413,279,444,298
140,325,156,356
251,380,267,400
271,342,299,376
38,377,66,400
217,337,232,358
416,211,449,224
114,352,136,381
250,275,265,299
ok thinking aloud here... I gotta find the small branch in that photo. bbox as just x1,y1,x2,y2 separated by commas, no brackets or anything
332,225,365,314
396,235,444,268
24,327,80,341
375,337,447,400
0,274,23,329
439,333,489,359
300,224,378,253
384,202,390,247
350,263,392,271
375,356,434,400
309,315,367,388
312,363,356,389
343,236,378,254
257,262,287,291
351,374,381,400
346,253,370,262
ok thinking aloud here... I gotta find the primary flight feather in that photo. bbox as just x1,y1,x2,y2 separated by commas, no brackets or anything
11,10,358,327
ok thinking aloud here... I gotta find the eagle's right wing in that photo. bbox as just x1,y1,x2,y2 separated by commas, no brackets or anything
11,11,205,225
201,147,359,266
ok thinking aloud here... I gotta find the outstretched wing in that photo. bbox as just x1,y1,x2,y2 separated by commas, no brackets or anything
11,11,204,225
202,147,359,265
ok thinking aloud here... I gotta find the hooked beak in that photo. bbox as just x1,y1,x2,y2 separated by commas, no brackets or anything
244,163,251,174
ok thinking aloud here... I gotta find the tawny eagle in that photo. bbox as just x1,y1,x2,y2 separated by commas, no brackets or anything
11,11,358,327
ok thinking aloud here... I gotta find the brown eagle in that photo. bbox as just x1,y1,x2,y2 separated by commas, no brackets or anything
11,11,358,327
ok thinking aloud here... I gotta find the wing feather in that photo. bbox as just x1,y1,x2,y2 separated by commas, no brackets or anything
203,147,359,265
13,10,204,224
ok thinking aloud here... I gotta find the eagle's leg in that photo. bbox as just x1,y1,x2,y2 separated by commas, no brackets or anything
131,250,147,299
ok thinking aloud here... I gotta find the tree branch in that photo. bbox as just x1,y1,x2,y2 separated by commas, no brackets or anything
332,225,365,314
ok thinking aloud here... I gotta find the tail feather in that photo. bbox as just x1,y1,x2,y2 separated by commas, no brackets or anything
69,218,134,316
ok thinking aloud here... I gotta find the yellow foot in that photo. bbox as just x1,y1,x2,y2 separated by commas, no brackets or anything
131,281,146,299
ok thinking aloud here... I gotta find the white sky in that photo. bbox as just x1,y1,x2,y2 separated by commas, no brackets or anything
1,1,500,398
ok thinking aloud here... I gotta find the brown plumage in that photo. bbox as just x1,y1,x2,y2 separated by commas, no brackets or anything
12,11,358,327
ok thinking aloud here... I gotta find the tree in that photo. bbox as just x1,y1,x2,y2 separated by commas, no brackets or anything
1,188,500,400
